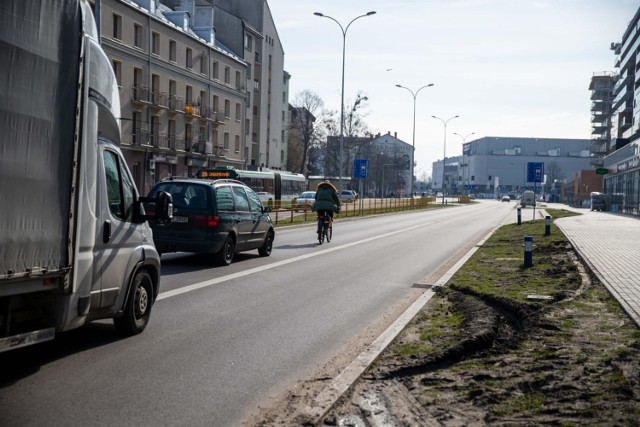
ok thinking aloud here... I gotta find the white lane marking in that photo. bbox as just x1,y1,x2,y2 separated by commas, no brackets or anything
157,221,433,301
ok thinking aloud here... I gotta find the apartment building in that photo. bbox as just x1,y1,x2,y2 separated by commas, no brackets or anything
209,0,287,171
98,0,286,195
589,72,614,167
600,6,640,215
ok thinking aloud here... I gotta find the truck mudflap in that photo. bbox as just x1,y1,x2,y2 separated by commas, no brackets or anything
0,327,55,353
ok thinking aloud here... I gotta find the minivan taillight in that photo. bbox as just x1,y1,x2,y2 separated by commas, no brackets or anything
191,214,220,228
207,215,220,227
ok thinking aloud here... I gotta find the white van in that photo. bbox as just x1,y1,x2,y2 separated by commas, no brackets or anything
521,190,536,207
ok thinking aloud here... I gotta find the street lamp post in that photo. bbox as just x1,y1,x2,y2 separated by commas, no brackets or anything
453,132,474,195
314,10,376,192
432,115,460,204
396,83,434,198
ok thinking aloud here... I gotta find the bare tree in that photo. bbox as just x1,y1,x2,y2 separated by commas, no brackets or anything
287,90,333,175
324,93,371,178
544,161,563,193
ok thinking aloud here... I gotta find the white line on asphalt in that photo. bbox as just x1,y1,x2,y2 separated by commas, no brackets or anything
157,221,434,301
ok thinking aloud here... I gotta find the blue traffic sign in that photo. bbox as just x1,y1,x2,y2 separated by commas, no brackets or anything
527,162,544,183
353,159,368,179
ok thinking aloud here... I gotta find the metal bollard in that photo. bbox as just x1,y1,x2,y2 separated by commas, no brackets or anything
524,235,533,267
517,207,522,225
544,215,551,236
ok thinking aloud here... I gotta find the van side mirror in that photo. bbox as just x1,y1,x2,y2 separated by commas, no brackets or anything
137,191,173,225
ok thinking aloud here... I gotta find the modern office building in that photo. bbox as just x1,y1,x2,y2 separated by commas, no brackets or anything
433,137,593,197
97,0,286,194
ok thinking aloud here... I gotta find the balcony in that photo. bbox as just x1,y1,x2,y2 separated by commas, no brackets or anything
131,127,150,145
150,91,168,110
168,95,185,114
131,86,151,111
169,135,186,151
156,133,169,149
184,102,201,119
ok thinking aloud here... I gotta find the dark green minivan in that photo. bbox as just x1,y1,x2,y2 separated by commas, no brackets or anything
148,178,274,265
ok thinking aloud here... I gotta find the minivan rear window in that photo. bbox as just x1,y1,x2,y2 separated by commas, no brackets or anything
216,186,234,212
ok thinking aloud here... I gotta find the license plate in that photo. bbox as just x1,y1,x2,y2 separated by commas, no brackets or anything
173,216,188,223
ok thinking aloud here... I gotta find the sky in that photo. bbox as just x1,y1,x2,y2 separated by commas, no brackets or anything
267,0,639,178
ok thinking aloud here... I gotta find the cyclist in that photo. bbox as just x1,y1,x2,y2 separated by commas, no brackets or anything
312,180,341,238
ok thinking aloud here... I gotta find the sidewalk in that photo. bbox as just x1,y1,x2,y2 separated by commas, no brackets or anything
547,203,640,327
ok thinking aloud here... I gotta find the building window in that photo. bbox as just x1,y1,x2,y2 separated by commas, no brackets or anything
200,90,206,107
244,34,253,50
200,53,206,74
186,48,193,69
152,32,159,55
255,51,260,63
112,14,122,40
235,71,241,89
134,23,143,48
235,135,240,153
169,40,176,62
212,61,219,79
224,99,230,118
245,119,250,135
224,132,230,150
186,85,192,104
224,66,230,84
213,95,219,112
213,129,218,146
247,63,252,79
247,92,251,108
235,103,241,121
112,60,122,86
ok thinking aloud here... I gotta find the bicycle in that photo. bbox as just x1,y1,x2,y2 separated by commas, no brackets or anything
317,210,333,244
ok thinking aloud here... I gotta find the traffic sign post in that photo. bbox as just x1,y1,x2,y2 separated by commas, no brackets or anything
527,162,544,220
353,159,368,212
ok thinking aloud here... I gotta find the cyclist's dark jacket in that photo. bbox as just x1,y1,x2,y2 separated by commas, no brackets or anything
313,182,341,212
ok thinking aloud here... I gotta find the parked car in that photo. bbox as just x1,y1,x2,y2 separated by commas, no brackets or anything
339,189,358,202
147,178,274,266
501,195,511,202
295,191,316,211
255,191,273,203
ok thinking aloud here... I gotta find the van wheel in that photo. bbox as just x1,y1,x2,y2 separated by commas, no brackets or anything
258,230,274,257
114,270,153,336
215,236,235,266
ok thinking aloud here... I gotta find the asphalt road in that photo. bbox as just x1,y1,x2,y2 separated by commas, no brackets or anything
0,200,515,426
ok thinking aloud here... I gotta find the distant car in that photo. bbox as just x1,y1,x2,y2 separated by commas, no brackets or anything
501,195,511,202
255,191,273,203
339,189,358,202
295,191,316,211
436,192,444,198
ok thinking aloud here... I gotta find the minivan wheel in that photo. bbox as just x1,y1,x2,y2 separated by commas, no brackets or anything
215,236,235,266
114,270,153,336
258,230,274,257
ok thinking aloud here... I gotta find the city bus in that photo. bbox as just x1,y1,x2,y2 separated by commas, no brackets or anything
197,167,306,205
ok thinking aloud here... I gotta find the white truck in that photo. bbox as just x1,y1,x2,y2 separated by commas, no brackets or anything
0,0,172,352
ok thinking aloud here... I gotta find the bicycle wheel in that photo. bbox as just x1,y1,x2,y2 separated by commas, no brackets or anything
325,224,332,242
317,222,324,244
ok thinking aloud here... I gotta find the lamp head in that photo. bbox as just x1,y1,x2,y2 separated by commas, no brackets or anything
314,12,323,16
367,11,376,16
395,84,402,88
